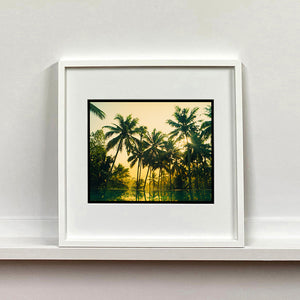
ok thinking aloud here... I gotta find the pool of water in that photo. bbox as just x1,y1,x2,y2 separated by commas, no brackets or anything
89,189,213,203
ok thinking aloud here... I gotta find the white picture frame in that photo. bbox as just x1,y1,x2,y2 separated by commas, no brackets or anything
58,60,244,248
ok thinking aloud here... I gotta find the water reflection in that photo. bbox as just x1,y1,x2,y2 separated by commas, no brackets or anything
90,189,212,203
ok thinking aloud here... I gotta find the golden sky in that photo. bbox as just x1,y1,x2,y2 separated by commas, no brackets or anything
90,101,211,179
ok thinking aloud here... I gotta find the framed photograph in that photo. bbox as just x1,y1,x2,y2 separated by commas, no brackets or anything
88,99,214,204
59,60,244,248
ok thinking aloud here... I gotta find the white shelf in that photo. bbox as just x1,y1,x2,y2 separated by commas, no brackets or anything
1,238,300,260
0,218,299,260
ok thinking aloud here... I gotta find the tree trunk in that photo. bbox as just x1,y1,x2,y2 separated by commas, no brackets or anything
195,162,199,190
149,169,152,191
159,168,162,190
105,140,122,188
138,159,142,188
169,163,172,190
143,165,150,190
136,159,140,190
186,136,192,189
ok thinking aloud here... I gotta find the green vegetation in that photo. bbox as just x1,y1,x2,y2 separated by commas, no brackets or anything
90,103,106,119
89,104,213,202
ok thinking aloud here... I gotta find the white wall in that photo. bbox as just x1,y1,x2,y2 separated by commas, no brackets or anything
1,0,300,298
1,0,300,220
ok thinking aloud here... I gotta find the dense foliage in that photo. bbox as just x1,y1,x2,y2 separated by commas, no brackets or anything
89,130,130,189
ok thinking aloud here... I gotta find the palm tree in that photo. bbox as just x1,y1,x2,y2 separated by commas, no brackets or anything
143,129,165,190
156,150,168,190
172,157,187,189
163,138,181,189
128,140,145,190
167,106,199,189
190,133,212,162
135,126,147,188
89,103,106,119
103,114,139,185
149,171,158,192
109,164,130,189
142,151,154,190
200,106,212,140
190,132,212,189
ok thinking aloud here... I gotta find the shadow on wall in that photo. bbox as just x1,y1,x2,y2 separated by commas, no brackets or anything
241,64,252,218
40,63,58,219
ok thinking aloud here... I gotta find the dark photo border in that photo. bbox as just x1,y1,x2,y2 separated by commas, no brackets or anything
88,100,214,204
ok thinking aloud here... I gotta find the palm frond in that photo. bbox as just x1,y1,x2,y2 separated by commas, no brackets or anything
90,103,105,119
106,136,121,151
169,128,181,139
104,129,119,139
166,119,181,128
103,125,116,130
